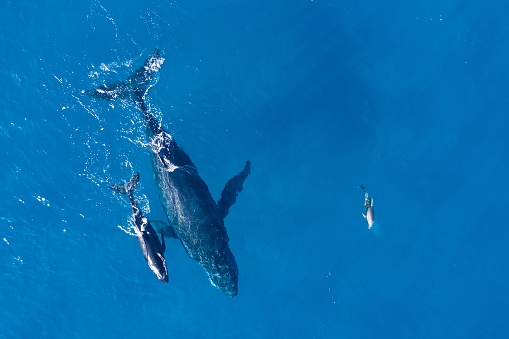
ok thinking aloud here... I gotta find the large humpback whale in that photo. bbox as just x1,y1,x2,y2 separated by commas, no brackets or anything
110,172,169,283
88,50,250,296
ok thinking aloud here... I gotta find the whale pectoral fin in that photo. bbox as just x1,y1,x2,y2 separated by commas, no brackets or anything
371,198,374,207
160,229,166,254
362,213,367,219
151,220,178,239
217,160,251,219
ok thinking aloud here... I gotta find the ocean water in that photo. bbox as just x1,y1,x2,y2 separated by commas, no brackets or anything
1,0,508,338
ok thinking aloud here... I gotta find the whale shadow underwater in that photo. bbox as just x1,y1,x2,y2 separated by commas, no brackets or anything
87,50,251,296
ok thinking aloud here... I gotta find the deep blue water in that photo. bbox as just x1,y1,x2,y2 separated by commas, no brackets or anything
1,0,509,338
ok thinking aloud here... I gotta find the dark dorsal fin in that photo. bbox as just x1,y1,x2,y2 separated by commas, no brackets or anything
217,161,251,219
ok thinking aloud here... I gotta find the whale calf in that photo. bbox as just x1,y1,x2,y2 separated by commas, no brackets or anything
110,173,169,283
89,50,250,296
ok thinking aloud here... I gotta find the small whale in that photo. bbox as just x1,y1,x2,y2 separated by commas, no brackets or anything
89,50,250,296
358,185,375,229
110,173,169,283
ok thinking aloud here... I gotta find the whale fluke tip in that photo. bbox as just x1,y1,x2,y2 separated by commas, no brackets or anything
109,172,140,196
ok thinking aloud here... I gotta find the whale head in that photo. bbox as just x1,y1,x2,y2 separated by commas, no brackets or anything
202,244,239,297
146,249,169,284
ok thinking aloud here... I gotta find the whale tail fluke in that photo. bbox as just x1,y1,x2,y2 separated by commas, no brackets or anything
83,81,130,101
217,160,251,219
109,173,140,197
85,49,164,104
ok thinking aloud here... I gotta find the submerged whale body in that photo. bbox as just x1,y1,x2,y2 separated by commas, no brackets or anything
88,50,250,296
110,173,169,283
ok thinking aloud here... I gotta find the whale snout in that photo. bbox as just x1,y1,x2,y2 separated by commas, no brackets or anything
149,252,169,284
224,287,238,297
204,245,239,297
158,260,169,284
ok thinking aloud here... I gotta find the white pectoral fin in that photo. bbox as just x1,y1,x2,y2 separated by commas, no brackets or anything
362,213,366,219
371,198,374,207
